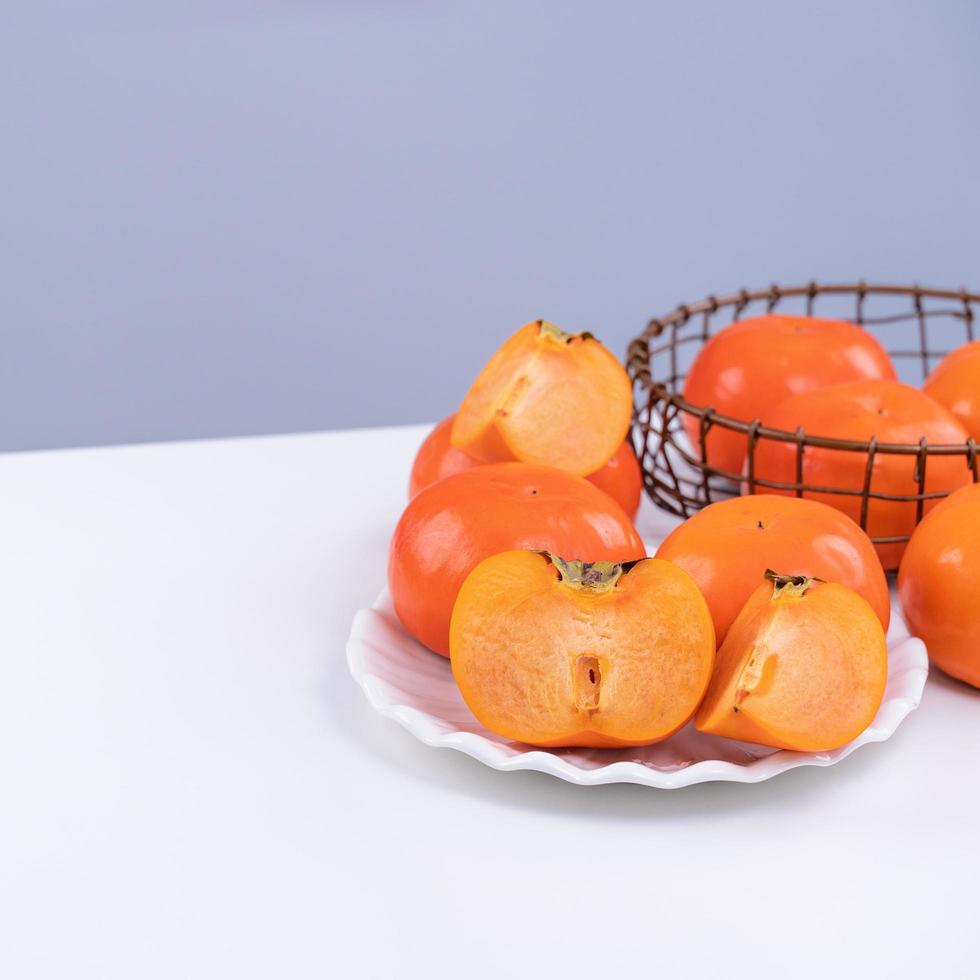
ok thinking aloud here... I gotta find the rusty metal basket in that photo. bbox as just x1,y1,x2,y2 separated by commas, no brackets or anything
626,282,979,549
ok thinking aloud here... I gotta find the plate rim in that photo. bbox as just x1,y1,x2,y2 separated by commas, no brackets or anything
347,590,930,789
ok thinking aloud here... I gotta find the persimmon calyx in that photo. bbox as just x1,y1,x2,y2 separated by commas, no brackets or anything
764,568,823,599
540,552,636,592
537,320,595,345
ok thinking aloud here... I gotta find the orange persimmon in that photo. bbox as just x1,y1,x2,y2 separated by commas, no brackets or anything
683,314,896,477
923,340,980,440
409,414,643,517
695,571,887,751
451,320,633,477
450,551,715,747
388,463,646,656
751,379,971,569
655,494,889,645
899,482,980,688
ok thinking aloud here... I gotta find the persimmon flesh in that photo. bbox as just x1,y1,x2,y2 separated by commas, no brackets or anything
450,551,715,748
409,414,643,517
655,494,890,645
695,571,887,752
451,320,633,477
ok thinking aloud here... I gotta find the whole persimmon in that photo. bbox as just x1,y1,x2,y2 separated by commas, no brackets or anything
655,494,889,645
899,482,980,687
751,379,971,569
452,320,633,477
695,570,887,751
409,414,643,517
923,340,980,440
450,551,714,747
388,463,645,656
683,314,896,477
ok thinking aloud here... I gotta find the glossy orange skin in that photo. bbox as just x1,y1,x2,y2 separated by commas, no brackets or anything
388,463,646,656
409,415,643,518
923,340,980,441
898,482,980,687
655,495,890,645
683,314,896,477
752,380,972,569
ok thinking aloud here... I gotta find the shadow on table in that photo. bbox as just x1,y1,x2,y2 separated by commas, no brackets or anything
331,670,925,823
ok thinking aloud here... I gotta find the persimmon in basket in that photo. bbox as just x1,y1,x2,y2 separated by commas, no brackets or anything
695,570,887,752
388,463,645,656
450,551,715,748
751,379,971,569
409,414,643,517
923,339,980,441
682,314,896,477
451,320,633,477
899,482,980,688
655,494,889,645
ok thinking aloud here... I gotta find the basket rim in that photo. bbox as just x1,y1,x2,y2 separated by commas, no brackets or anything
635,280,980,338
629,280,980,462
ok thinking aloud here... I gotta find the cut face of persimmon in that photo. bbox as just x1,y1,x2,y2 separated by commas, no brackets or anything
451,320,633,477
450,551,715,748
695,571,887,752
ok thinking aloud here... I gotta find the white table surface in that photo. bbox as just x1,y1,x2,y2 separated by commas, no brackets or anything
2,423,978,979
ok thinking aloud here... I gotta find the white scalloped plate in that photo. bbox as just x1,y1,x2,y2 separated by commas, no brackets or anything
347,582,928,788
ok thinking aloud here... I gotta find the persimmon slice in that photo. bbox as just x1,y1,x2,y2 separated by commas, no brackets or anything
695,571,887,752
451,321,633,477
449,551,715,748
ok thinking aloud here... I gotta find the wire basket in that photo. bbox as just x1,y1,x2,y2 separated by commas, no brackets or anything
626,282,979,549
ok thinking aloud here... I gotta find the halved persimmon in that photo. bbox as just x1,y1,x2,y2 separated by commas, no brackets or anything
751,379,972,569
695,571,887,752
899,482,980,688
923,340,980,440
451,320,633,477
450,551,714,748
683,314,896,477
655,494,889,645
409,414,643,517
389,463,645,656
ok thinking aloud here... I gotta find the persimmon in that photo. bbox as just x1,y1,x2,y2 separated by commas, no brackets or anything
695,570,887,752
751,379,971,569
451,320,633,477
409,414,643,517
450,551,714,747
899,482,980,687
586,439,643,519
388,463,645,656
683,314,896,477
923,340,980,440
655,494,889,645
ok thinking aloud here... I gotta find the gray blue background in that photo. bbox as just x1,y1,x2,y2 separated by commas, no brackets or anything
2,1,978,452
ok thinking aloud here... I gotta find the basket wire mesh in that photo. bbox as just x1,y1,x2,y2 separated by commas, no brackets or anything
626,282,979,548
